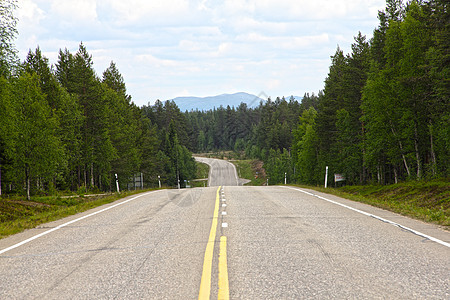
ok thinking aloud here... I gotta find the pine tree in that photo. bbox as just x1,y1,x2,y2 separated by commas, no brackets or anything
24,47,84,190
315,47,346,179
293,107,319,184
103,61,127,97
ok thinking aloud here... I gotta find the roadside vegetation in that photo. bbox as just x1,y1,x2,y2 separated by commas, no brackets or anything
0,1,448,237
190,161,209,188
231,158,448,227
0,189,158,240
231,160,266,186
296,180,449,228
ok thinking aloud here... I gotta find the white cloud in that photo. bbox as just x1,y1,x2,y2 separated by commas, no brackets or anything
135,53,179,68
17,0,45,23
50,0,97,23
101,0,193,26
15,0,386,105
254,0,382,21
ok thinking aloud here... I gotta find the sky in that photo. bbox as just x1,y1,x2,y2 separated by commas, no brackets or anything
15,0,386,107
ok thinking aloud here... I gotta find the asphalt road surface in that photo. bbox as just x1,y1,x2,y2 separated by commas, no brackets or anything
0,158,449,299
195,157,240,186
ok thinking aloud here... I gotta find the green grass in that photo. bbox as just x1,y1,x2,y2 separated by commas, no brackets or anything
190,161,210,188
231,159,266,186
293,179,449,228
0,189,158,239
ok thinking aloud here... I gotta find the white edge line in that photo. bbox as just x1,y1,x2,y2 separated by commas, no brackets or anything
228,161,239,186
194,157,212,187
0,190,163,256
281,186,450,248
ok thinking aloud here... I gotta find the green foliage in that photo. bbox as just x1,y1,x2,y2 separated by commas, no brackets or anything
293,107,320,185
10,73,65,199
0,0,448,198
335,179,449,226
265,148,293,185
0,76,15,193
0,0,18,77
231,160,266,186
0,189,158,239
182,0,449,187
0,40,196,196
361,0,449,183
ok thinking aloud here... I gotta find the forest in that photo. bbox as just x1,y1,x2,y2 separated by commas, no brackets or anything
183,0,449,186
0,0,196,198
0,0,448,199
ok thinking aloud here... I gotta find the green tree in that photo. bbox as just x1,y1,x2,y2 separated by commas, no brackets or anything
56,43,117,190
425,0,450,177
0,76,15,195
11,74,64,199
139,117,160,187
103,61,127,96
293,107,320,184
0,0,18,77
265,148,292,185
335,109,362,184
23,47,84,190
315,47,347,178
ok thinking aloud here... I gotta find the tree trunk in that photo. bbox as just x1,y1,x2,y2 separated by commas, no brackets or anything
377,164,381,184
390,122,411,177
91,163,94,187
414,123,421,179
394,167,398,184
77,165,81,190
25,165,30,200
429,120,437,177
84,166,87,189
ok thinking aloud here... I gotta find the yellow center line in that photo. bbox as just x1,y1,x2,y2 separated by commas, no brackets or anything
218,236,229,300
198,186,221,300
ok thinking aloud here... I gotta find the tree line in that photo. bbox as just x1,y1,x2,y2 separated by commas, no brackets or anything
183,0,449,186
1,1,196,198
1,0,448,197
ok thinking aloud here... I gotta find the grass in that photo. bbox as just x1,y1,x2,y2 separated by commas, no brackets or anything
231,159,267,186
0,189,158,240
2,159,447,240
293,179,449,228
191,161,209,188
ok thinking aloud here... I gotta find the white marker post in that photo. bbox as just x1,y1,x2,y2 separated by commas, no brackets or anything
158,175,161,188
324,166,328,188
284,172,287,185
115,173,120,193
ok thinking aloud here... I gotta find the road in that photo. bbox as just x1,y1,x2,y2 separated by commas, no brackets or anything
195,157,240,186
0,158,449,299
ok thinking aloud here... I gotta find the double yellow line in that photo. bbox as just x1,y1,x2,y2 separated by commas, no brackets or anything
198,186,229,300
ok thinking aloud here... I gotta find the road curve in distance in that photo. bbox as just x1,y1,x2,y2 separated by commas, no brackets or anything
194,157,239,186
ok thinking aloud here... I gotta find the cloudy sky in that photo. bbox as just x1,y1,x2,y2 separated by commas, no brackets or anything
16,0,386,106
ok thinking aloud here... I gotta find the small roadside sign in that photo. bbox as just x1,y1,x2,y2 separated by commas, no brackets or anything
334,174,345,182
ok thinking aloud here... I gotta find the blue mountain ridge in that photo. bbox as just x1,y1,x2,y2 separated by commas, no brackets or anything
171,92,302,111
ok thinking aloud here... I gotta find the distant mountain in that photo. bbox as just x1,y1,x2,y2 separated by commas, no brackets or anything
171,92,266,112
289,96,303,102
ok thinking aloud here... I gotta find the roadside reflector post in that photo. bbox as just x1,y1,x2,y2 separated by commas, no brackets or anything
324,166,328,188
115,173,120,193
